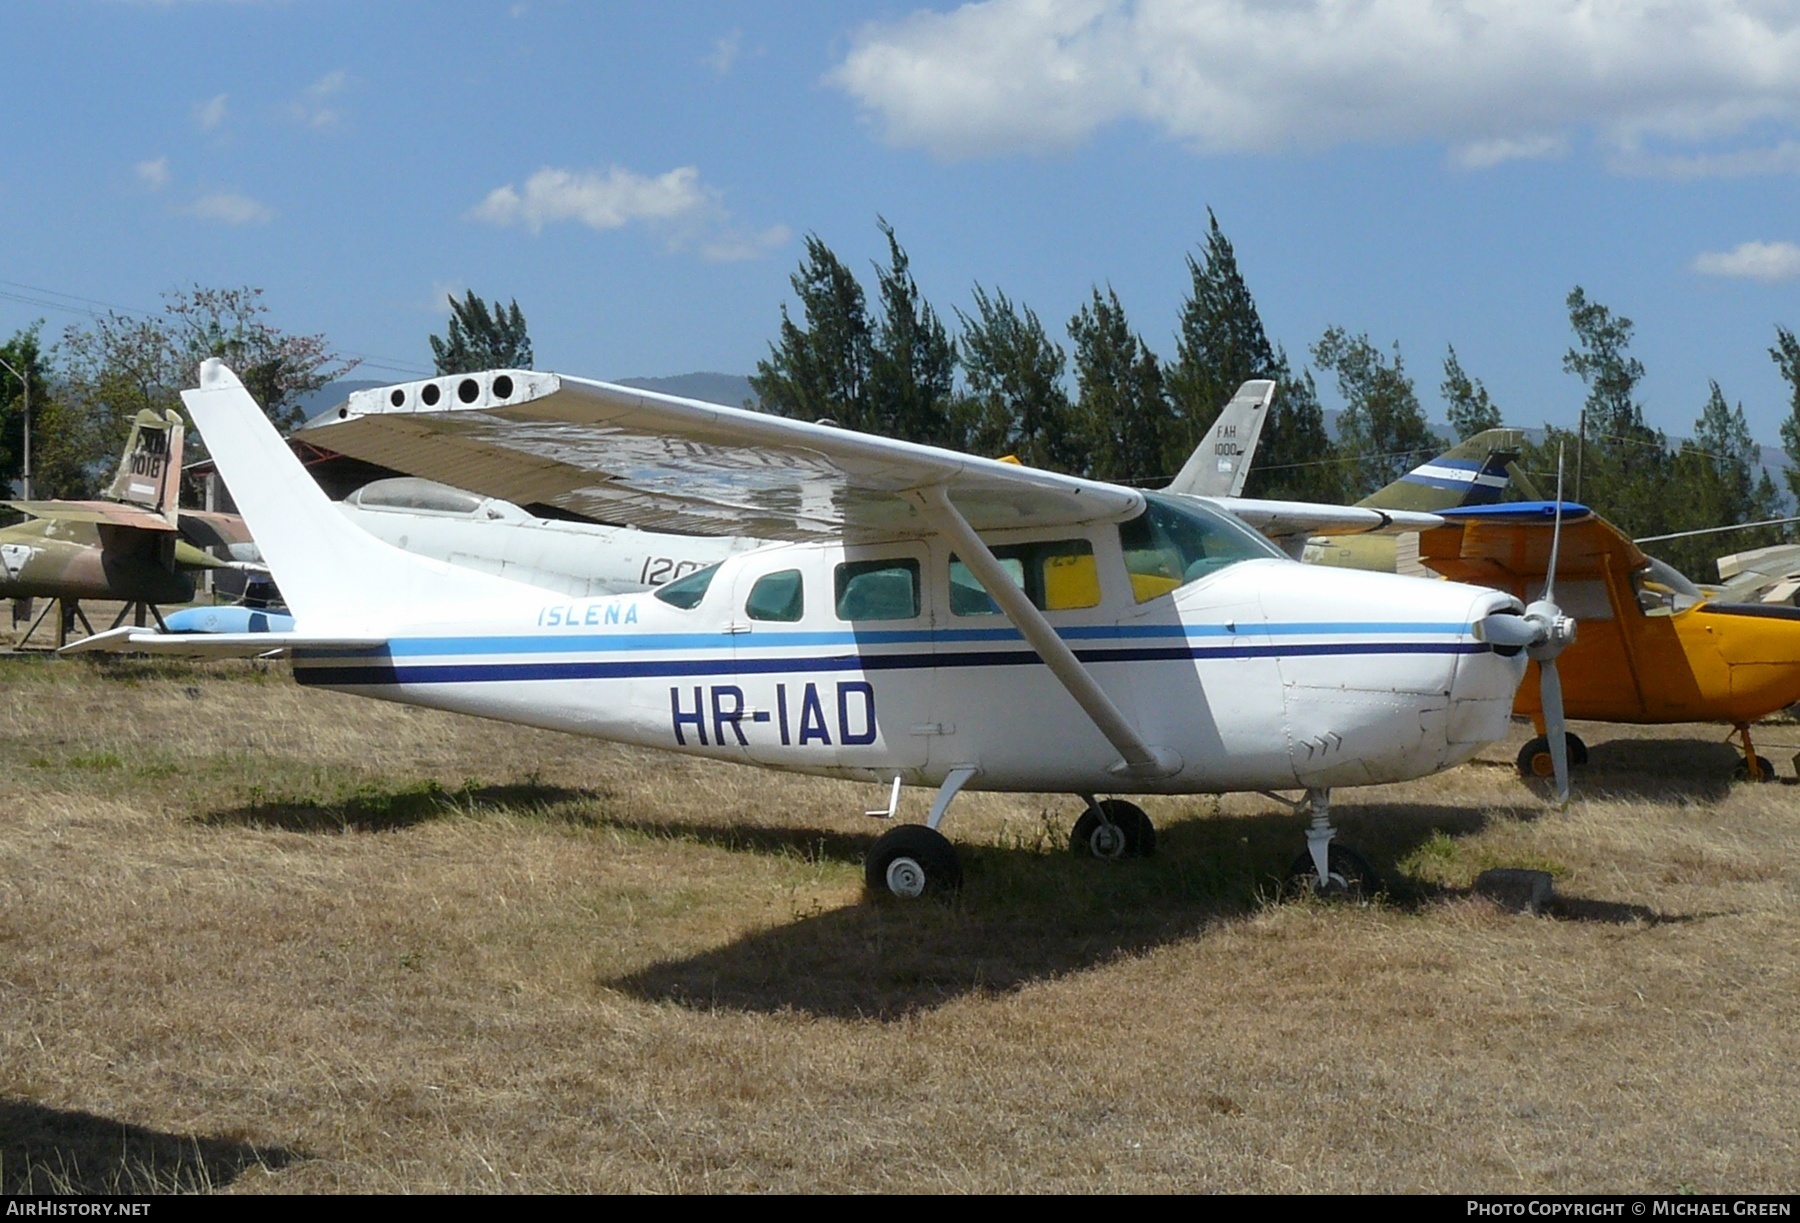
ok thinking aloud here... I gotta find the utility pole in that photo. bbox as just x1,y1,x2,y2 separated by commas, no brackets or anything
0,354,27,500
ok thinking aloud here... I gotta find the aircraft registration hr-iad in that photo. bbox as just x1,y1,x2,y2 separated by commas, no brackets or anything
74,361,1570,900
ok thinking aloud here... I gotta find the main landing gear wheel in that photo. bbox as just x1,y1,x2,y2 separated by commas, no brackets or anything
865,824,962,899
1734,756,1778,783
1070,800,1156,860
1516,733,1588,780
1284,845,1380,901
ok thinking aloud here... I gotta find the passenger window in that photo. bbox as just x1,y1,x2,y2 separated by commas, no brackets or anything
746,569,804,622
835,559,921,621
950,540,1101,615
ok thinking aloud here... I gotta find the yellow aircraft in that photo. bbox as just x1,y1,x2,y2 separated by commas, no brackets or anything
1421,501,1800,781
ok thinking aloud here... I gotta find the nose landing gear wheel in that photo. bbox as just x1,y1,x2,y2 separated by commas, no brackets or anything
1284,845,1379,901
1070,800,1156,860
1516,732,1588,780
865,824,963,899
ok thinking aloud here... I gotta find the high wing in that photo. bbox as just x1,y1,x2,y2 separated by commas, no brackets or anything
1419,501,1641,598
301,371,1142,541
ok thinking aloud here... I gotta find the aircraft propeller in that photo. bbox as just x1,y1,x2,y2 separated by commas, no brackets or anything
1479,446,1577,804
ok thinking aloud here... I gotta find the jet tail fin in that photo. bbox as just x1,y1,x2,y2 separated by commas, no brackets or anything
1357,427,1524,513
180,360,544,629
1165,380,1276,498
103,409,185,523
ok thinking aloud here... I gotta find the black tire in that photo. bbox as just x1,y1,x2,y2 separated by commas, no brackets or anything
1734,755,1779,783
1284,845,1380,901
1069,800,1156,860
1516,733,1586,780
865,824,962,899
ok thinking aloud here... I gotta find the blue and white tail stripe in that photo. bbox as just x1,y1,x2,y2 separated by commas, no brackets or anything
1399,456,1510,504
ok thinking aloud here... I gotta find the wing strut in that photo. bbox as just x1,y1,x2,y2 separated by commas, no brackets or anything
911,485,1180,780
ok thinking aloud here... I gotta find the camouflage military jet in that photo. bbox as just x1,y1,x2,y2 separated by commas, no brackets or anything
1299,429,1538,572
2,409,233,645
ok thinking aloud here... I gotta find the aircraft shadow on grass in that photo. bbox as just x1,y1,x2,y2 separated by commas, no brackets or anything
200,781,595,833
604,801,1554,1021
0,1098,300,1194
194,782,1702,1019
1576,737,1756,802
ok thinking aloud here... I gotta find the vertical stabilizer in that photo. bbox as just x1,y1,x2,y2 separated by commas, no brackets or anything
180,360,545,628
1165,380,1276,498
103,410,185,523
1357,427,1523,512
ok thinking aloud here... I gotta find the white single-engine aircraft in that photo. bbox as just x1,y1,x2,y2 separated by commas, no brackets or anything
75,361,1569,900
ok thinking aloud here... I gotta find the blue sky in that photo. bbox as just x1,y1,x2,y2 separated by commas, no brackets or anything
3,0,1799,450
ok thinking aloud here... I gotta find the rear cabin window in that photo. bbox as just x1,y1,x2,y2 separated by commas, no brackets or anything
835,559,921,621
950,539,1101,615
746,569,804,622
1120,494,1282,602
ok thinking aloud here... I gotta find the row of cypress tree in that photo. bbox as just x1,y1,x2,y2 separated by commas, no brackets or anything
748,214,1800,580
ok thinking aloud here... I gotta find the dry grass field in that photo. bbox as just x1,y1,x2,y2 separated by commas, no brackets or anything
1,651,1796,1193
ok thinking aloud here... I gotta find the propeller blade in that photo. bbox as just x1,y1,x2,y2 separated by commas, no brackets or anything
1540,657,1570,808
1544,442,1565,607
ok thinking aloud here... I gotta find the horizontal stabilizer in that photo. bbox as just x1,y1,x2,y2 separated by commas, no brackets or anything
3,501,178,531
60,626,387,659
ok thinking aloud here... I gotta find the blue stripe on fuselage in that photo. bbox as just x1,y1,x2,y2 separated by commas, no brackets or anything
292,637,1489,688
373,620,1473,658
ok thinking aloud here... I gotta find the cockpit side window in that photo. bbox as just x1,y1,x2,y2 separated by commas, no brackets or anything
1119,494,1282,602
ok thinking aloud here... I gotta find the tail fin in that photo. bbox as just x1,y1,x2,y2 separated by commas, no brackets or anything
103,410,184,522
1165,380,1276,497
181,360,541,629
1357,427,1523,512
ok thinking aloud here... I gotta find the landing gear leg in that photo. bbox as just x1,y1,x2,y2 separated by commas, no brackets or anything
1069,795,1156,859
1284,787,1380,899
1304,788,1334,885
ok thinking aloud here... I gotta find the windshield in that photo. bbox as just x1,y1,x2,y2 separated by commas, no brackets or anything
1634,556,1703,616
654,563,722,610
1120,494,1283,602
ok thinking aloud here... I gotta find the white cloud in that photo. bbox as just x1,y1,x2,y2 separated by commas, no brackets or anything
1611,140,1800,179
135,157,171,191
699,224,794,264
290,69,349,130
184,191,274,225
471,164,789,261
1452,134,1568,170
193,92,228,132
474,166,709,232
830,0,1800,167
708,29,743,74
1693,240,1800,282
